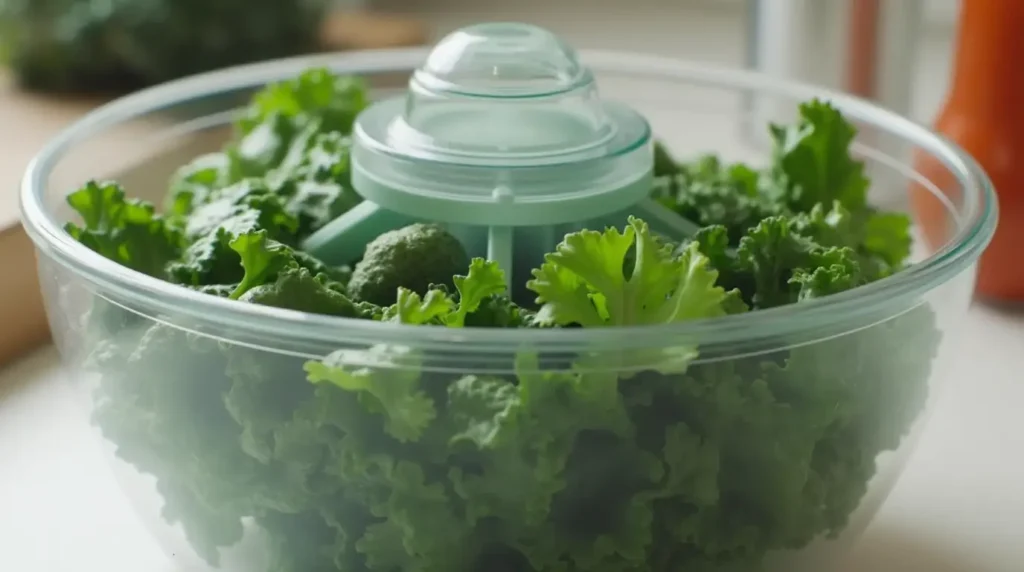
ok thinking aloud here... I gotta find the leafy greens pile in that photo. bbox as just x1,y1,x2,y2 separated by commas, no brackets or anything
67,68,940,572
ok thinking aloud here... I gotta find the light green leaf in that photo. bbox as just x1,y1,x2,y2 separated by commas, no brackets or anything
229,231,293,299
528,218,729,327
449,258,508,327
305,345,436,442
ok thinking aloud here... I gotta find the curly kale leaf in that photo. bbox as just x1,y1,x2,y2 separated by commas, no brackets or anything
788,247,862,301
528,217,735,327
239,266,372,318
216,229,365,315
229,68,369,180
789,202,913,282
657,99,910,294
768,100,914,280
306,345,437,443
686,216,868,310
228,231,296,300
64,180,183,278
653,154,782,244
268,130,363,238
302,258,517,442
286,349,648,572
180,126,362,242
736,216,868,309
376,258,512,328
652,101,914,308
89,322,255,564
767,99,870,213
166,153,233,218
160,175,354,300
165,68,369,232
239,68,369,139
166,180,299,288
178,178,299,243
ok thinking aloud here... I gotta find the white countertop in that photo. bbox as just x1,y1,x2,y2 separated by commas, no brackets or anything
2,303,1023,571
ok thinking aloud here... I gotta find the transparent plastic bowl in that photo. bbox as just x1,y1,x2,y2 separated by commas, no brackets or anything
20,48,996,572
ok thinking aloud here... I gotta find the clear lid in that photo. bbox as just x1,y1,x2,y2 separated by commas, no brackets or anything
302,23,695,275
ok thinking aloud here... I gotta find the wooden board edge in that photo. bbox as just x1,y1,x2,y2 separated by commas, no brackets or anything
0,129,228,375
0,223,50,375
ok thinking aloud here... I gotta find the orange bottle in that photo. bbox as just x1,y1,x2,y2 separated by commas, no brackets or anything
912,0,1024,300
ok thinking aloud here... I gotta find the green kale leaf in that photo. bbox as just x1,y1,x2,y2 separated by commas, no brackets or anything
268,130,363,239
528,217,733,327
228,230,294,300
164,67,369,221
166,153,232,217
306,345,437,443
768,99,870,213
165,179,299,288
229,68,369,180
64,180,183,278
378,258,511,328
238,68,369,140
653,154,781,244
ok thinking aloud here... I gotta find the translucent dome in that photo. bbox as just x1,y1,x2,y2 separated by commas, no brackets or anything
413,22,591,97
381,22,632,163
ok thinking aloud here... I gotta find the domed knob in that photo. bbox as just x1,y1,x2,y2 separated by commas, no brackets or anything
398,23,612,160
413,22,590,97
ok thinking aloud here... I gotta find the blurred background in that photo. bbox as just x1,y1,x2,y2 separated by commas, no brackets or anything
375,0,958,124
0,0,959,113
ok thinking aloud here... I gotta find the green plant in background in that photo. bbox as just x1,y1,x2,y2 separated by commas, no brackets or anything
0,0,329,93
67,69,941,571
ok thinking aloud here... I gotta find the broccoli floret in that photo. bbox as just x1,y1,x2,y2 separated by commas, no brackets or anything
348,224,469,306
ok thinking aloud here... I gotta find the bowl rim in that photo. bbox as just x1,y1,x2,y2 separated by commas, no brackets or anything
19,47,998,354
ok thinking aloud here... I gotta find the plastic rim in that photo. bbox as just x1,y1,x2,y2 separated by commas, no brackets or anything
19,47,998,355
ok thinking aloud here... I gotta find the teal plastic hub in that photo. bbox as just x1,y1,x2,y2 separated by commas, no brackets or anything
302,22,698,285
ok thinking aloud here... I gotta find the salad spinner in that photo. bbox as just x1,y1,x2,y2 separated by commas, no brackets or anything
18,20,997,572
